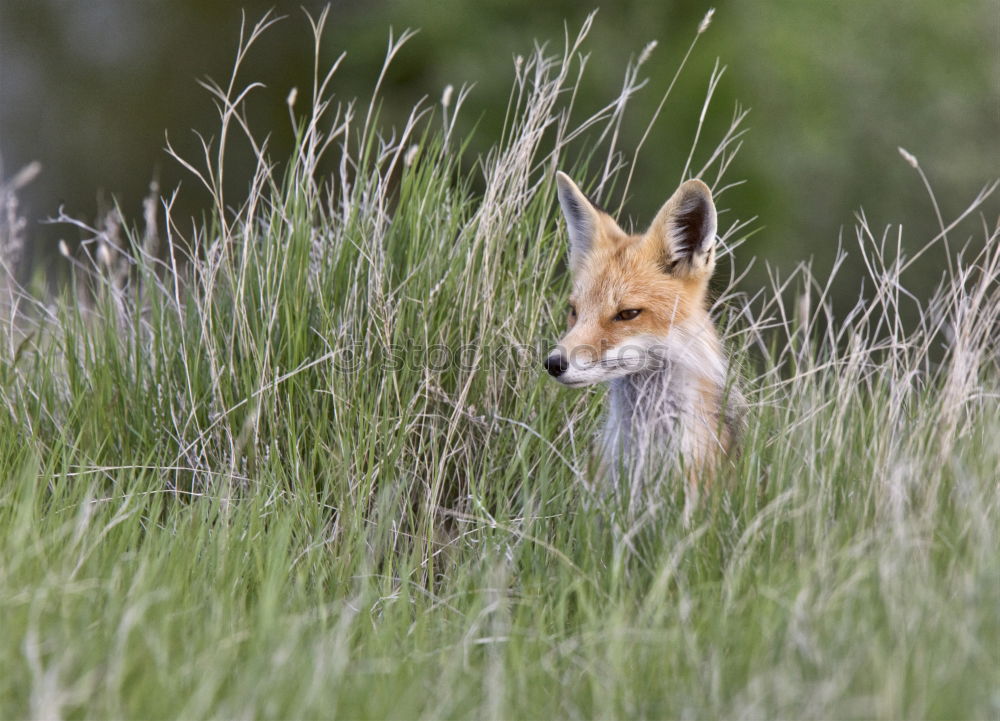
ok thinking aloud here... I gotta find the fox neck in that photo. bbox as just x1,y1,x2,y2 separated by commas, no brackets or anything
602,315,727,472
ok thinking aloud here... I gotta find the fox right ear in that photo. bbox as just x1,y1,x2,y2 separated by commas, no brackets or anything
649,178,718,278
555,171,602,271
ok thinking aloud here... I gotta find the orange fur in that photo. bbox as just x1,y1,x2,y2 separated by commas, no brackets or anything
545,172,741,488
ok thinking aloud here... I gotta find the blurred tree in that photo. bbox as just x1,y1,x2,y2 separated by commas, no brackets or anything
1,0,996,304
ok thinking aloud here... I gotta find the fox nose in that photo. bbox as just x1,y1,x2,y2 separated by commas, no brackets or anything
544,353,568,377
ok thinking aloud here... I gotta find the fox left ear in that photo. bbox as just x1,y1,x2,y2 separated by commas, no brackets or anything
649,179,718,277
555,171,603,272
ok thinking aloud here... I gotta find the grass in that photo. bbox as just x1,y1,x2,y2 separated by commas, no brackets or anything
1,10,998,719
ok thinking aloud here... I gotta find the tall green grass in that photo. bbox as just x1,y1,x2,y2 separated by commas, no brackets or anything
1,10,997,719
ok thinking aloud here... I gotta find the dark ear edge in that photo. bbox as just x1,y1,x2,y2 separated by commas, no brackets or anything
656,179,717,274
670,191,714,266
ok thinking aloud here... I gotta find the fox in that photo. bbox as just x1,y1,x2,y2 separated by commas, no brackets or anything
544,171,742,498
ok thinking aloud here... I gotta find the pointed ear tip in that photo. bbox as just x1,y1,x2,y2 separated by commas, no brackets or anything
555,170,573,187
682,178,713,198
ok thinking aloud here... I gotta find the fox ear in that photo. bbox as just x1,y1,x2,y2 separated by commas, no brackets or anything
650,179,717,277
555,171,602,271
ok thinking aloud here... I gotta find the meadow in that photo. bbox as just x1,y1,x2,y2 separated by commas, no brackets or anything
1,12,997,719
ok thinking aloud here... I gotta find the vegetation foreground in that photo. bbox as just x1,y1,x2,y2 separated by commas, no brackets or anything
1,13,997,719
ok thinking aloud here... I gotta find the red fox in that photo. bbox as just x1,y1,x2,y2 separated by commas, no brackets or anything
544,172,741,492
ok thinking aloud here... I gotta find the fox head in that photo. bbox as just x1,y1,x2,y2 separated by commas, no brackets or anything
544,171,719,386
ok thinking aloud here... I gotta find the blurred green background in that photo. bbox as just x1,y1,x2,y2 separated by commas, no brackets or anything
1,0,997,300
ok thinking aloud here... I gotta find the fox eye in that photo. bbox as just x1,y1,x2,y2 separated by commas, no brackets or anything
568,304,577,317
615,308,642,321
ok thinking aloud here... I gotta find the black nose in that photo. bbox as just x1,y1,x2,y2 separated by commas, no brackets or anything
544,354,568,377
